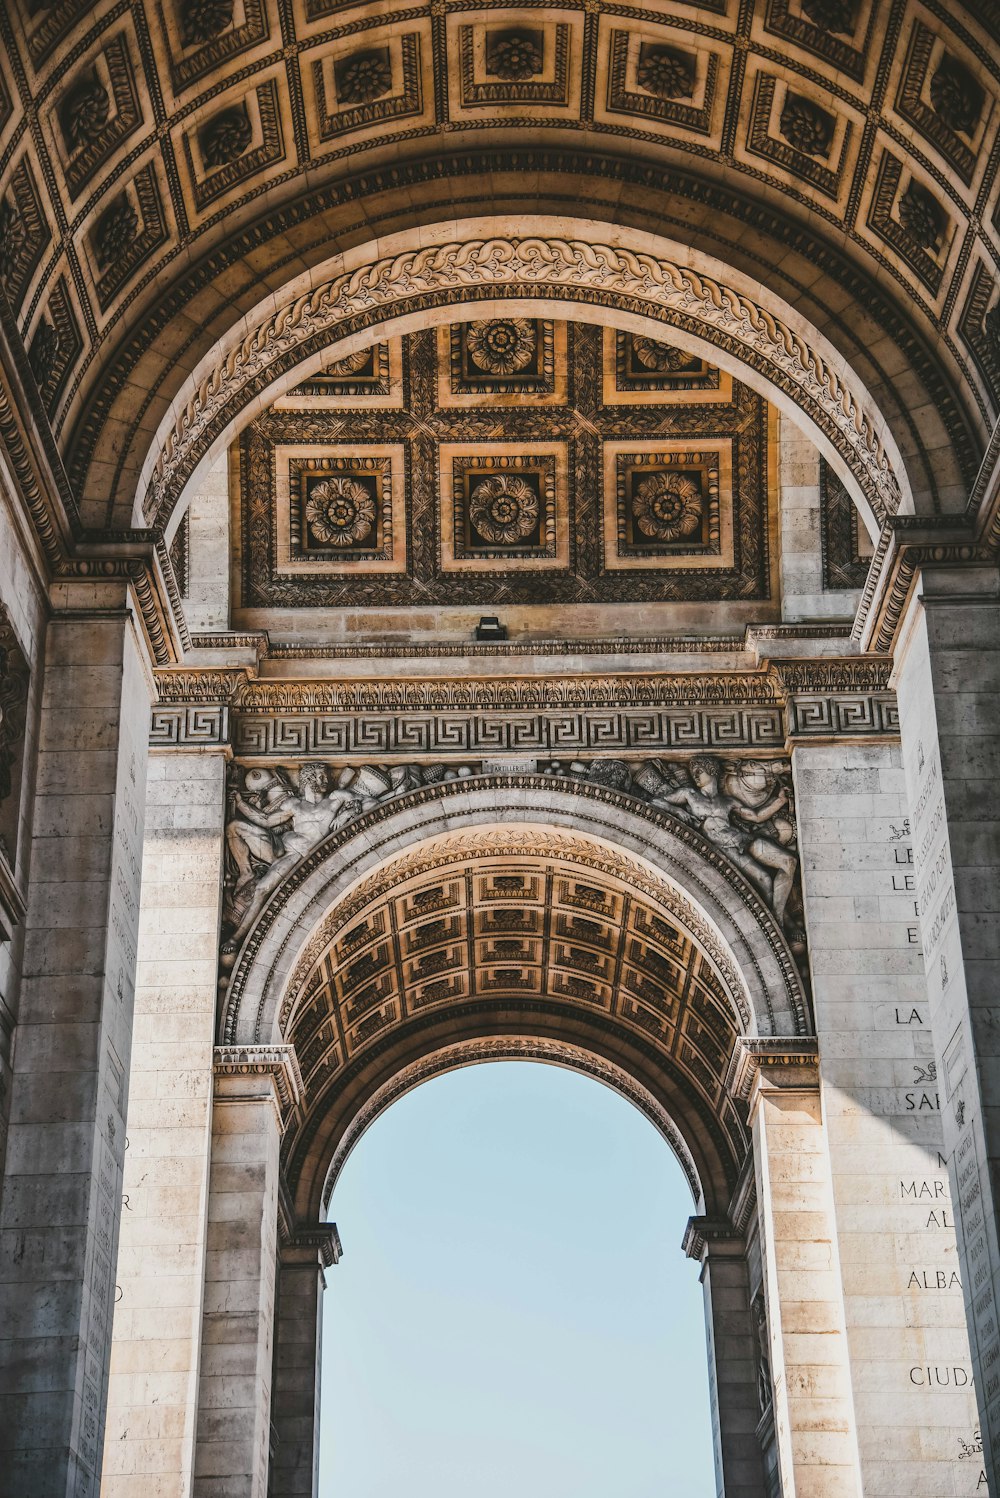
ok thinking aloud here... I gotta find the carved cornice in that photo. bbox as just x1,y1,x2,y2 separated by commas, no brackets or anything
682,1215,745,1262
254,675,777,711
150,659,901,751
154,668,251,704
770,659,892,693
853,517,995,653
213,1043,304,1114
145,237,902,528
281,1223,343,1269
725,1037,820,1103
260,636,749,660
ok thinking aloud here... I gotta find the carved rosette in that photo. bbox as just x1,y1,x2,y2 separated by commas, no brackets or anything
630,336,691,372
181,0,234,48
487,36,543,80
632,473,703,542
304,477,376,546
62,76,111,150
469,474,539,544
466,318,536,374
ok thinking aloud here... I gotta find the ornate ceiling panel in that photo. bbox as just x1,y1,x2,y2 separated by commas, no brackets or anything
236,318,777,612
0,0,995,528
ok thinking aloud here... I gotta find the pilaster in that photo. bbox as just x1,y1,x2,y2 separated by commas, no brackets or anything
684,1215,766,1498
0,599,153,1498
893,569,1000,1490
792,738,981,1496
730,1039,863,1498
103,746,230,1498
192,1045,301,1498
270,1223,342,1498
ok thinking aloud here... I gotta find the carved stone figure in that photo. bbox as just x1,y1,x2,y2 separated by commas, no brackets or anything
651,755,798,924
221,761,476,953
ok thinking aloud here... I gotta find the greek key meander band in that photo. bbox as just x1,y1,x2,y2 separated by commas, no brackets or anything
149,694,899,752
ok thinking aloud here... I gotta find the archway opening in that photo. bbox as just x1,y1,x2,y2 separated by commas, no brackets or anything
321,1060,715,1497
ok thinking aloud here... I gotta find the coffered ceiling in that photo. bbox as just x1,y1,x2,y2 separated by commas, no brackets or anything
1,0,997,533
234,317,779,618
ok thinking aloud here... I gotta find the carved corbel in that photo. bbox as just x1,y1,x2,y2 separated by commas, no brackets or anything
212,1042,304,1124
725,1036,820,1113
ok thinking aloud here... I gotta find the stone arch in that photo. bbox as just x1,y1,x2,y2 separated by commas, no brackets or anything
145,218,907,541
223,776,808,1047
220,776,810,1221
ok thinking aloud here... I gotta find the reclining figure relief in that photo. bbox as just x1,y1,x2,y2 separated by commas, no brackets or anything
220,755,801,958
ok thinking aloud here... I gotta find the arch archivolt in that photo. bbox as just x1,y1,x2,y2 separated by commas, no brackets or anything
220,775,811,1217
145,219,908,537
319,1035,705,1211
222,775,810,1050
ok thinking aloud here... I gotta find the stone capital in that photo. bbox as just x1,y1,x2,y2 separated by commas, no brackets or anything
682,1215,745,1264
725,1036,819,1106
281,1223,343,1270
212,1043,304,1116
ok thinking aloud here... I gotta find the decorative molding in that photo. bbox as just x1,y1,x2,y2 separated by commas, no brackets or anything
231,707,788,757
785,694,898,738
682,1215,744,1261
725,1036,819,1103
149,705,229,747
150,659,901,751
281,1223,343,1268
853,517,994,653
212,1043,304,1113
145,236,902,527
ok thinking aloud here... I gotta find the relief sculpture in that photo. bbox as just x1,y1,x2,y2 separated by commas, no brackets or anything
541,754,800,931
222,761,478,954
220,755,801,957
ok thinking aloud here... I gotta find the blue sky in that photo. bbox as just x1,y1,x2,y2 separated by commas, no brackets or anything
320,1061,717,1496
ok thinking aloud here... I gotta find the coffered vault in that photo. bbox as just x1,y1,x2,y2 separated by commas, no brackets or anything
2,0,1000,536
2,5,1000,1498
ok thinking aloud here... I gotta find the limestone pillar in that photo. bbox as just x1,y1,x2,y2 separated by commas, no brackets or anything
792,740,981,1494
731,1040,862,1498
893,571,1000,1487
102,747,229,1498
0,600,152,1497
683,1216,766,1498
270,1224,342,1498
192,1044,301,1498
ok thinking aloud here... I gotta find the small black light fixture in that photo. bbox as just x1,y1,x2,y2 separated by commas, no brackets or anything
475,615,508,641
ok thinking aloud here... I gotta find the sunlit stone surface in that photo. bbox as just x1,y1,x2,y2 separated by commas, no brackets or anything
0,3,998,1494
